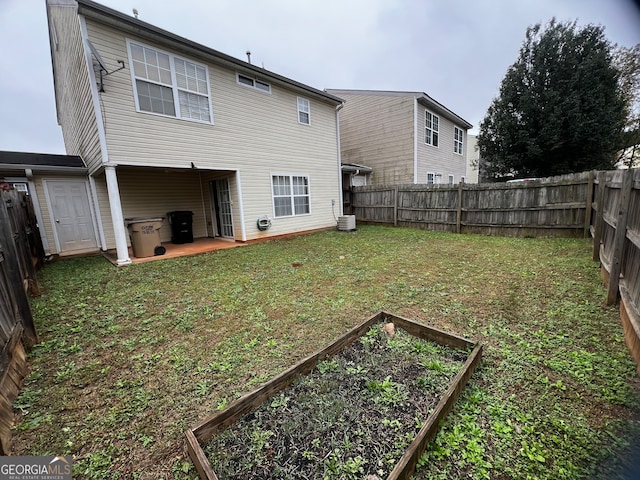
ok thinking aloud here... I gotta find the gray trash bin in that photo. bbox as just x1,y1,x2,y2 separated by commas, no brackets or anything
126,217,164,258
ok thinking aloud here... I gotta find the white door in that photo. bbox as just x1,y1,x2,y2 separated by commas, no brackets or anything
45,179,97,253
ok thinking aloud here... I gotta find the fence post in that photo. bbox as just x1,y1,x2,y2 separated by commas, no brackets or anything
583,171,595,238
456,182,464,234
606,169,633,305
393,186,398,226
592,171,606,263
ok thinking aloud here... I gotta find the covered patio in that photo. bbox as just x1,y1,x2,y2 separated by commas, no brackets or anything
103,237,245,265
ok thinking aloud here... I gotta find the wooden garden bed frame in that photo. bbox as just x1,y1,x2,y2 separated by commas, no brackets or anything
186,310,483,480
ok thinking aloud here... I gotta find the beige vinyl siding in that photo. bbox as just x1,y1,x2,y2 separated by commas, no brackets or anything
333,93,414,185
90,173,114,248
84,20,340,242
47,4,102,172
416,104,467,184
116,168,209,243
465,134,480,183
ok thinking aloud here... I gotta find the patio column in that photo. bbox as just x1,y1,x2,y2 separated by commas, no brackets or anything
105,165,131,266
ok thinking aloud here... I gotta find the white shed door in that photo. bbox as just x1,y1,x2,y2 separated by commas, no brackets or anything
45,180,97,253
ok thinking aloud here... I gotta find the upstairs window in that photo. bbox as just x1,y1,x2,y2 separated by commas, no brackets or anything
272,174,310,217
237,73,271,93
297,97,310,125
425,111,439,146
454,127,464,155
128,41,212,123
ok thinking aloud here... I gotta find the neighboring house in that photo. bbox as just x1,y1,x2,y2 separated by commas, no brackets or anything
44,0,343,265
0,151,92,255
465,134,480,183
326,90,472,186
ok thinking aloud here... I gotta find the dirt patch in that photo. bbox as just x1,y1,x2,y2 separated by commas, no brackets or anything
204,323,469,479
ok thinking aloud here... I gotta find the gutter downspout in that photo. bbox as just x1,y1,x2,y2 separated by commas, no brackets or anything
335,102,345,216
413,97,418,184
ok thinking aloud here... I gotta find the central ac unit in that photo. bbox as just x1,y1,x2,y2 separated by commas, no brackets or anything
337,215,356,231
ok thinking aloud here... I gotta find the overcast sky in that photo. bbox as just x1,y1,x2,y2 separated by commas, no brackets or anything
1,0,639,155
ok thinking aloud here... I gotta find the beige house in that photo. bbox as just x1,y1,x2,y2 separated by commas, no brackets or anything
43,0,343,265
326,90,472,186
465,134,480,183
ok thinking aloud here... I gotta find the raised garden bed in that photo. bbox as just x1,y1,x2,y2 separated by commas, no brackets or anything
186,311,482,479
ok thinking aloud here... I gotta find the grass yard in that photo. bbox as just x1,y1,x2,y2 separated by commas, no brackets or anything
11,225,640,479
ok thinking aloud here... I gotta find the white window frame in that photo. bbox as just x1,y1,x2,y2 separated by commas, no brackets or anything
127,39,213,124
427,172,435,184
454,127,464,155
425,110,439,147
448,174,455,185
297,97,310,125
236,73,271,93
271,174,311,218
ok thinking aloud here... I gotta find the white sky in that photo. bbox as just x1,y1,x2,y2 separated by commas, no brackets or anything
1,0,639,155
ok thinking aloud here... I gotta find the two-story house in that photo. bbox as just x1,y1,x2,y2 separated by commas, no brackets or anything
326,89,472,186
44,0,343,265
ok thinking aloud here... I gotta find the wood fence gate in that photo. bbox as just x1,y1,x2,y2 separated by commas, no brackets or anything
0,189,42,454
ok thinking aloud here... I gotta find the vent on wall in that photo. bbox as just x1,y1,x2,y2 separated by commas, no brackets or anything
337,215,356,232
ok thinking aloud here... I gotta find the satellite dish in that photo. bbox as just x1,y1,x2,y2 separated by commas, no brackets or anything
86,39,125,93
87,40,108,72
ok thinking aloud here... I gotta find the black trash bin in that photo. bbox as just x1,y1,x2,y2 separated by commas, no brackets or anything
168,211,194,244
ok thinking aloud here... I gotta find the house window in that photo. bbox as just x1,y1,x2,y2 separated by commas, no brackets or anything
427,172,434,184
461,176,466,183
272,175,310,217
425,111,439,146
297,97,310,124
454,127,464,155
237,73,271,93
128,41,212,123
448,174,455,185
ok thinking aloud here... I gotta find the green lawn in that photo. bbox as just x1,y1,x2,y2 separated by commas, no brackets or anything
12,225,640,479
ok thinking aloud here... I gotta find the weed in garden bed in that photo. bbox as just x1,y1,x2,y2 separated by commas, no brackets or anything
204,323,469,479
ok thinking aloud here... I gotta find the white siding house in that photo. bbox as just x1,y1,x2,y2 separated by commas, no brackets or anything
326,90,472,186
44,0,343,265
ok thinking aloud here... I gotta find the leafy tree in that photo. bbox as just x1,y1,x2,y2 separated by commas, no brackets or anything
613,44,640,167
478,19,627,181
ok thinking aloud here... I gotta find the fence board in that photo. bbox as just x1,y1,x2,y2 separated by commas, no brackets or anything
0,189,43,454
353,171,592,238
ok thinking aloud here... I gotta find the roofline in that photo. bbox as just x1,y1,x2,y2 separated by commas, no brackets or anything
0,164,88,174
75,0,343,106
341,163,373,173
326,89,472,129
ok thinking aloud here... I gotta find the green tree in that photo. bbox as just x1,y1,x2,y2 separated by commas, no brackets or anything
478,19,627,181
613,44,640,167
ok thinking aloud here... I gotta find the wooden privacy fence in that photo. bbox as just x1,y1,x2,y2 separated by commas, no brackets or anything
351,168,640,372
351,171,594,238
0,189,42,454
591,169,640,372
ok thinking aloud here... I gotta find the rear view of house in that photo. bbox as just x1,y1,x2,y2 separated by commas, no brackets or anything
326,89,471,186
44,0,343,265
